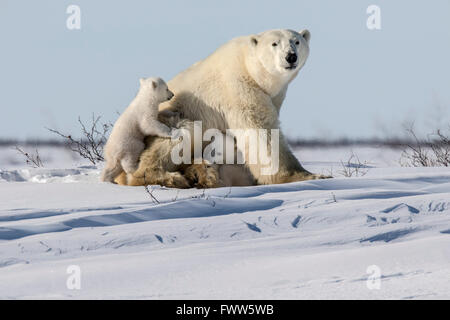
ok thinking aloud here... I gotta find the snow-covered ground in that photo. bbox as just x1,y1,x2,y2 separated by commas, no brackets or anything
1,145,450,299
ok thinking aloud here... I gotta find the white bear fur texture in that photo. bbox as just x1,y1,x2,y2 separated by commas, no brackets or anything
101,77,174,183
118,29,328,187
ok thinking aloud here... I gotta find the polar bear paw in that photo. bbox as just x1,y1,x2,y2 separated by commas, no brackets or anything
184,163,223,189
277,172,333,184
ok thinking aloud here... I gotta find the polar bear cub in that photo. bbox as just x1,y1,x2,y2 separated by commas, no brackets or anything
101,77,174,183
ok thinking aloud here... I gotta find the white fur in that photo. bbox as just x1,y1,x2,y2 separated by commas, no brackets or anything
156,29,315,185
101,77,174,183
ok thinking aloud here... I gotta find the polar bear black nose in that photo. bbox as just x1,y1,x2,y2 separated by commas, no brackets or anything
286,53,297,64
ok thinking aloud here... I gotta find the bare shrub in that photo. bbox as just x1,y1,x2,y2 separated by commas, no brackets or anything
429,129,450,166
14,146,44,168
47,114,112,165
400,124,450,167
339,152,370,177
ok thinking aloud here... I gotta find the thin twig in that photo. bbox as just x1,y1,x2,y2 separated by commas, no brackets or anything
143,172,160,204
14,146,44,168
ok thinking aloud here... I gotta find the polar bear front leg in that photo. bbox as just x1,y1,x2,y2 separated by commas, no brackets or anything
236,102,329,185
246,130,321,185
268,134,331,183
140,119,173,138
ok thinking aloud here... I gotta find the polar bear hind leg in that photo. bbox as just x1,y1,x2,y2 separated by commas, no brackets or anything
120,140,145,174
125,168,191,188
101,160,123,183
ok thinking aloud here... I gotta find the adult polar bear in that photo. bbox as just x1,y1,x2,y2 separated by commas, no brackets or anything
116,29,327,187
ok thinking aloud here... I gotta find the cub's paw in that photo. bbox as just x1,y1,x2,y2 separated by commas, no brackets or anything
158,130,173,139
159,109,179,118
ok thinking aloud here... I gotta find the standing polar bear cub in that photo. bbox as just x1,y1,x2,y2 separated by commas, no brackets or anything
116,29,329,187
101,77,174,183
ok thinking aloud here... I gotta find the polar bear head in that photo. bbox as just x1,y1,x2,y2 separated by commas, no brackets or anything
139,77,175,103
249,29,310,77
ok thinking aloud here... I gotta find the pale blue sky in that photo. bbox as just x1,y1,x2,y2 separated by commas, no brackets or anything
1,0,449,140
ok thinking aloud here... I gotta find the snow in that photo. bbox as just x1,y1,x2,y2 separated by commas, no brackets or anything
1,145,450,299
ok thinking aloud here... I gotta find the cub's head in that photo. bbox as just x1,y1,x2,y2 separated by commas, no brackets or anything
250,29,310,77
139,77,174,102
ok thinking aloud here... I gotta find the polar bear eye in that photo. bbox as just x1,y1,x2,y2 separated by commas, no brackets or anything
272,42,278,47
295,40,300,45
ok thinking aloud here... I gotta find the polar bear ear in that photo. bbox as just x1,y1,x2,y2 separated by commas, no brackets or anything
152,80,158,89
139,78,144,85
250,36,259,46
299,29,311,44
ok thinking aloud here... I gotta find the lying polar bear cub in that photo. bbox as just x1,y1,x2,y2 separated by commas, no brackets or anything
101,77,175,183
